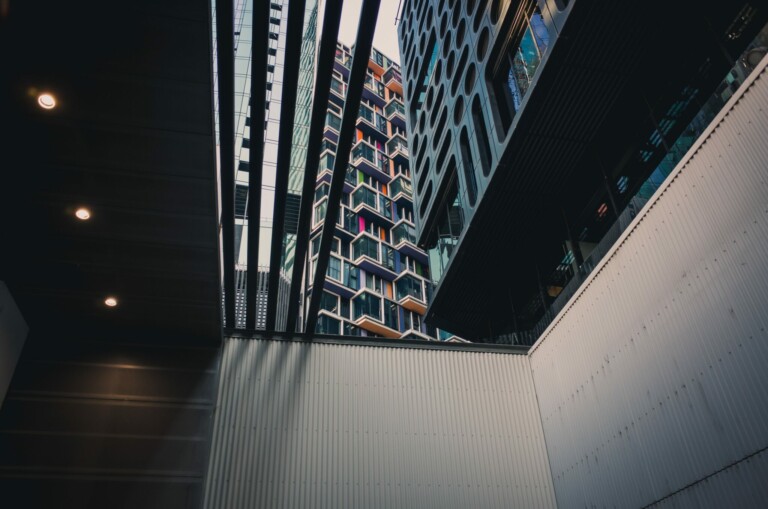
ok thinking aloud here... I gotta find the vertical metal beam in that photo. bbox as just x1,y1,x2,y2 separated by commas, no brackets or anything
284,0,344,332
305,0,381,335
265,0,308,331
216,0,236,327
244,0,272,329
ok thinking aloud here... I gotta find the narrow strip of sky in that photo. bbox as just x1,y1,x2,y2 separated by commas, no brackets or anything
321,0,402,62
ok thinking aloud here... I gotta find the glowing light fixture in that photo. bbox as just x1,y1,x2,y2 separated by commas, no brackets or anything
37,93,56,109
104,297,118,307
75,208,91,220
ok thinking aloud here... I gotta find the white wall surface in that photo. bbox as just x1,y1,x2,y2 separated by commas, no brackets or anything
204,339,556,509
529,59,768,508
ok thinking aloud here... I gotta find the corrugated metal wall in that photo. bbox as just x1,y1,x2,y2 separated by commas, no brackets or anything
528,59,768,508
204,339,556,509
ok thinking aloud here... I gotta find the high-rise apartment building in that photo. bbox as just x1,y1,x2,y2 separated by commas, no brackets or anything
305,43,456,340
397,0,768,341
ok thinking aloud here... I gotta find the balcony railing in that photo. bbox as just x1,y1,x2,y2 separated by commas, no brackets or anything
353,291,382,322
335,50,351,70
392,220,417,247
331,76,346,96
358,104,388,135
352,140,390,177
384,98,405,120
387,134,409,159
363,75,386,102
395,273,425,303
351,184,377,211
352,291,400,337
389,175,413,201
325,110,341,132
352,233,379,263
383,67,402,86
351,183,393,223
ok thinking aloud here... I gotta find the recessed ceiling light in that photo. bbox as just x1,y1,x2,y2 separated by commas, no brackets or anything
75,208,91,220
104,297,118,307
37,93,56,110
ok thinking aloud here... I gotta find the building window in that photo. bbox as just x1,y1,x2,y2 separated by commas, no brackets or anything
412,33,438,116
327,256,341,281
472,96,493,176
235,185,248,218
320,291,339,314
459,128,478,206
317,314,340,335
488,2,550,138
426,176,464,284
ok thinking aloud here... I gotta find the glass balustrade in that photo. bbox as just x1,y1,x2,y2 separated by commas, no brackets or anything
352,142,388,173
330,77,346,98
389,176,413,199
381,244,396,272
383,67,402,85
351,185,377,211
319,153,335,174
359,104,375,124
352,292,382,322
352,235,379,262
396,274,425,302
387,136,409,156
325,111,341,132
384,99,405,119
383,299,399,331
392,222,416,246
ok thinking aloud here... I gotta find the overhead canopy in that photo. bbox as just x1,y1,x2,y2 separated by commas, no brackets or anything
0,0,221,342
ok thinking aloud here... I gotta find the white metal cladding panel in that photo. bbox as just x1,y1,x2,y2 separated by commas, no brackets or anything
648,448,768,508
203,339,556,509
528,61,768,508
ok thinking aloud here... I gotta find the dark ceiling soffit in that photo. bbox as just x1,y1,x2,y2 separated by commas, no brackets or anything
304,0,382,335
284,0,344,332
224,328,530,355
244,0,273,329
265,0,309,331
216,0,235,327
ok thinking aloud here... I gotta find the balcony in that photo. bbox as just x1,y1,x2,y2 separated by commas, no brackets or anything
400,329,432,341
384,97,406,130
362,75,386,107
395,273,427,314
392,220,427,263
351,232,396,279
386,133,409,166
335,206,359,240
316,310,341,335
334,50,351,78
324,110,341,143
352,290,400,338
323,256,358,299
368,47,391,75
383,67,403,96
311,197,328,234
389,175,413,205
351,183,394,227
356,104,388,141
351,139,392,183
316,151,335,185
329,76,346,107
